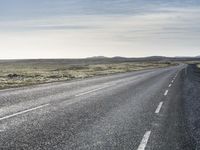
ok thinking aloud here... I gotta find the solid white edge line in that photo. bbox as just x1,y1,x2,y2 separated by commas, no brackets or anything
155,102,164,114
0,103,49,121
164,90,168,96
137,131,151,150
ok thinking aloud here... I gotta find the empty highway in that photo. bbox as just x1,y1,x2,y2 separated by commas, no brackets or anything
0,65,194,149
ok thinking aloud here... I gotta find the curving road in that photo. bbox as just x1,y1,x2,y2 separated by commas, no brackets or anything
0,64,194,150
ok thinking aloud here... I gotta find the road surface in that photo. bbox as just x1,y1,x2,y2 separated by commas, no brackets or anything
0,64,194,149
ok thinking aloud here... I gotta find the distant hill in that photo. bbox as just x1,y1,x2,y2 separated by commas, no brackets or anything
0,56,200,66
86,56,108,59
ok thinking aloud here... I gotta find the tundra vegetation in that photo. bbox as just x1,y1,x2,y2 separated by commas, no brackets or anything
197,64,200,68
0,60,176,89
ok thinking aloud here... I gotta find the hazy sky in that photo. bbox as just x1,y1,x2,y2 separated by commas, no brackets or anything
0,0,200,58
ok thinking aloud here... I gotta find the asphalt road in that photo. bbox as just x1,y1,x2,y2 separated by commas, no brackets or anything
0,64,194,150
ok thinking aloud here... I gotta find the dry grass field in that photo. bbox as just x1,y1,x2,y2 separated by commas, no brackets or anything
197,64,200,68
0,60,177,89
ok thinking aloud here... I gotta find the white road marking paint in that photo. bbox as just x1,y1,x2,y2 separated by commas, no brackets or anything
171,80,174,83
168,84,172,87
0,104,49,121
155,102,163,114
137,131,151,150
164,90,169,96
75,86,110,97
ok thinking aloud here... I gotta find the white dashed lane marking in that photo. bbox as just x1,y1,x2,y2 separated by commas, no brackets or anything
164,90,168,96
155,102,164,114
137,131,151,150
0,104,49,121
75,86,110,97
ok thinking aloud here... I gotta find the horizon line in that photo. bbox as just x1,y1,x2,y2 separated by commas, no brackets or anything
0,55,198,60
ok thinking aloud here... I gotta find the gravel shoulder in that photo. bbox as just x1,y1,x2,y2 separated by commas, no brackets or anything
183,64,200,149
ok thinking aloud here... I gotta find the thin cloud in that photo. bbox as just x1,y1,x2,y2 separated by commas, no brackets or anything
0,1,200,58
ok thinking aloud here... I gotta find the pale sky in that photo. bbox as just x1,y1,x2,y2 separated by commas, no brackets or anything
0,0,200,59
